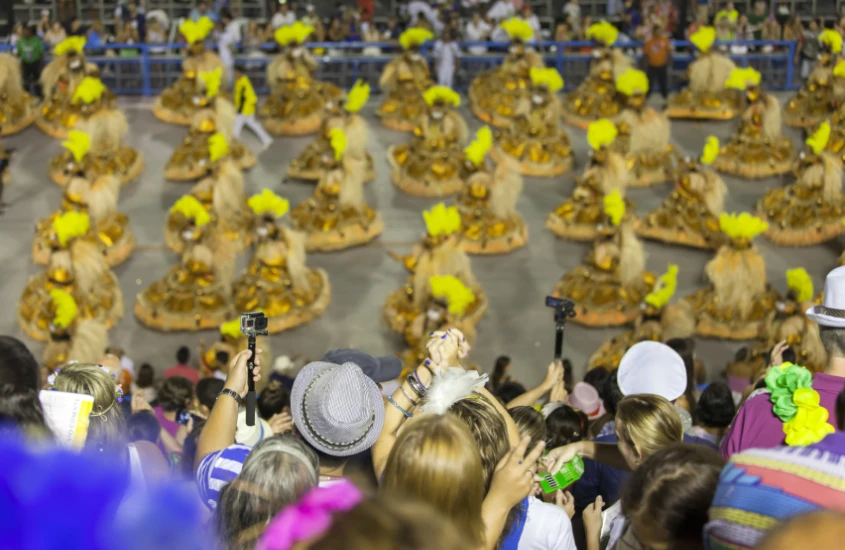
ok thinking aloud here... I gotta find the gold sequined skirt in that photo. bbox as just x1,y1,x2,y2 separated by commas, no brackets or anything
33,213,135,267
287,137,375,182
261,81,341,136
49,148,144,187
756,183,845,246
388,143,464,198
0,93,35,136
468,69,530,128
666,88,742,120
713,133,795,179
233,268,331,333
376,86,427,132
636,190,723,249
683,286,780,340
491,127,574,177
456,193,528,255
290,193,383,252
561,77,624,129
546,189,637,242
382,279,488,336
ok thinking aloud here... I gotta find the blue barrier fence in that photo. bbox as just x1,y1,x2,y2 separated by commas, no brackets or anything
2,39,798,96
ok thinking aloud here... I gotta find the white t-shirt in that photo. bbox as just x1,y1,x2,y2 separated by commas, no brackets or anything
271,11,297,29
524,14,541,42
466,20,492,54
563,3,581,22
518,497,577,550
488,0,516,22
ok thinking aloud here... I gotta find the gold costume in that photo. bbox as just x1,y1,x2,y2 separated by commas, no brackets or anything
547,119,634,241
389,86,468,197
376,29,433,131
561,21,631,129
469,18,545,128
152,18,224,125
784,30,845,129
667,27,742,120
714,67,795,179
198,321,272,391
491,67,573,177
683,213,780,340
261,23,342,136
757,122,845,246
637,136,727,249
552,191,655,327
42,289,108,368
0,53,35,136
19,211,124,342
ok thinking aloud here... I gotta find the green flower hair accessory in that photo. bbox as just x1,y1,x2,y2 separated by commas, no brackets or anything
766,362,813,422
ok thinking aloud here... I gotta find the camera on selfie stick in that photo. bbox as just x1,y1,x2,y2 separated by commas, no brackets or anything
545,296,576,361
240,312,269,427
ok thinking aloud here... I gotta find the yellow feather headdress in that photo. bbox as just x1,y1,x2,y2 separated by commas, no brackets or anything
718,212,768,241
500,17,534,42
170,195,211,227
50,289,79,329
820,29,844,54
329,128,346,160
53,211,91,247
71,77,106,105
700,136,720,165
248,189,290,219
399,28,434,50
275,22,315,46
786,268,814,303
423,86,461,107
587,119,618,150
806,122,831,155
603,190,625,226
530,67,564,93
429,275,476,316
54,36,86,56
586,21,619,47
644,264,679,309
180,17,215,45
690,26,716,53
200,67,223,99
344,80,370,113
464,126,493,167
615,68,649,96
220,319,242,340
62,130,91,163
208,132,229,163
834,60,845,79
423,203,461,237
725,67,761,90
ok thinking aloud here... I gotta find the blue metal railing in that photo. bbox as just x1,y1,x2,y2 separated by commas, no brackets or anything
1,39,798,96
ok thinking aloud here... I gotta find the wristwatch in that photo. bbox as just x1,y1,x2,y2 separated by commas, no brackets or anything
217,388,244,405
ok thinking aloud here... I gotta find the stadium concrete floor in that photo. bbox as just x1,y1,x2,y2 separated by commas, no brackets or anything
0,94,836,385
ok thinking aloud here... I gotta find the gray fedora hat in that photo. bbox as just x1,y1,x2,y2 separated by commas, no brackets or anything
320,348,402,384
291,361,385,457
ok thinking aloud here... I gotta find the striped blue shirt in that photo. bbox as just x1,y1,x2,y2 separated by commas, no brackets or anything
195,444,252,510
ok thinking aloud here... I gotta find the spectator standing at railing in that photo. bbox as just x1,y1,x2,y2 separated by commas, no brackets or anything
147,19,167,54
798,19,819,79
562,0,581,31
128,2,146,42
748,1,768,41
17,25,43,98
44,21,66,48
521,4,541,42
35,10,50,39
382,17,402,42
644,23,671,104
191,1,219,24
218,8,240,88
271,2,297,29
233,65,273,148
622,0,641,37
433,28,460,88
466,11,492,54
607,0,624,17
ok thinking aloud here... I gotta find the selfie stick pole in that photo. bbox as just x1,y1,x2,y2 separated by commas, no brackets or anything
246,334,257,427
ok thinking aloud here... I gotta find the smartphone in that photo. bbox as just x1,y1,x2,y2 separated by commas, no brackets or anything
176,409,192,425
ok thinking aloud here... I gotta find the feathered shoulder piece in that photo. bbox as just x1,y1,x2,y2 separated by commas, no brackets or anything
53,211,90,247
500,18,533,42
208,132,229,163
170,195,211,227
289,21,315,45
786,268,814,302
820,29,843,54
50,289,79,329
199,67,222,98
249,189,290,219
62,131,91,163
54,36,86,56
419,367,489,415
644,264,679,309
603,190,625,226
344,80,370,113
72,77,106,105
530,67,564,93
725,67,761,90
423,203,461,237
719,212,768,243
464,126,492,167
690,26,716,53
220,319,241,340
586,21,618,47
587,119,618,150
700,136,720,165
329,128,346,160
181,17,215,44
805,122,831,155
423,86,461,107
430,276,475,316
399,28,434,50
615,68,649,96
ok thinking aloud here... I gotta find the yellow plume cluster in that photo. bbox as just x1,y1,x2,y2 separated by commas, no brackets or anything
275,21,315,46
586,21,619,47
806,122,831,155
690,26,716,53
464,126,493,167
834,60,845,78
725,67,761,90
200,67,223,99
700,136,720,165
423,86,461,107
587,119,618,150
344,80,370,113
50,289,79,329
53,211,91,247
329,128,346,160
171,195,211,227
718,212,768,241
180,17,215,44
530,67,564,93
220,319,242,339
208,132,229,163
62,130,91,163
615,68,649,96
786,268,814,302
248,189,290,219
429,276,476,316
71,77,106,105
644,264,679,309
500,18,534,42
399,28,434,50
820,29,843,54
603,190,625,226
423,203,461,237
54,36,86,56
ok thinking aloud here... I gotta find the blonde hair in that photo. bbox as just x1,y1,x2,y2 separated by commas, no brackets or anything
381,415,486,548
616,394,684,461
52,362,125,451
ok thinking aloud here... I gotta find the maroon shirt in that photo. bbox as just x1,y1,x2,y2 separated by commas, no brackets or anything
164,364,200,384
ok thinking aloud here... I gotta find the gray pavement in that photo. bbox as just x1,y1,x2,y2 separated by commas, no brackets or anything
0,94,837,387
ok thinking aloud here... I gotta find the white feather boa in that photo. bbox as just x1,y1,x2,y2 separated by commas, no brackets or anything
419,367,489,415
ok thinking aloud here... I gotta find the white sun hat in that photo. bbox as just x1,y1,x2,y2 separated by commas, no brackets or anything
806,266,845,328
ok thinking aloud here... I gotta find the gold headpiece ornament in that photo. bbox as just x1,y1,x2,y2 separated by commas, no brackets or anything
171,195,211,227
344,80,370,113
53,211,91,247
208,132,229,163
690,26,716,53
529,67,564,93
719,212,768,241
786,268,814,302
423,203,461,237
71,77,106,105
644,264,679,309
50,289,79,329
603,190,625,226
220,319,241,340
615,68,649,96
248,189,290,219
423,86,461,107
328,128,346,161
725,67,761,90
806,122,831,155
429,276,476,316
500,17,534,42
700,136,720,165
180,17,215,45
587,119,618,150
54,36,86,56
199,67,223,99
820,29,844,54
62,130,91,163
586,21,619,47
399,28,434,50
464,126,493,167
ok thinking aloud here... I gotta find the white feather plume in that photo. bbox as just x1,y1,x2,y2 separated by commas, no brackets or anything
419,367,489,415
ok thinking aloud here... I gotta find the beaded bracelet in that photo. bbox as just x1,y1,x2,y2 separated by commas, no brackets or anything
387,396,413,418
399,385,418,406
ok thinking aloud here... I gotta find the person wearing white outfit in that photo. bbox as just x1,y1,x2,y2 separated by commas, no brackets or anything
433,31,461,89
218,9,240,88
466,11,493,55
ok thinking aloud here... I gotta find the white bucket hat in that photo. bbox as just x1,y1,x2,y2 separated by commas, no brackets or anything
618,341,687,402
806,266,845,328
